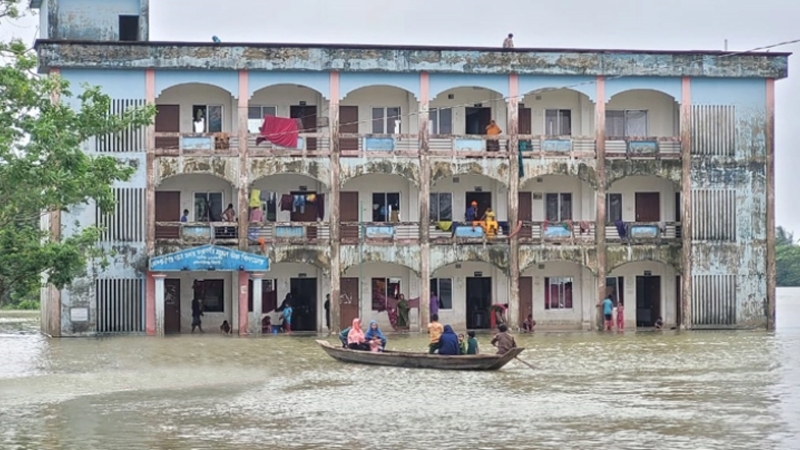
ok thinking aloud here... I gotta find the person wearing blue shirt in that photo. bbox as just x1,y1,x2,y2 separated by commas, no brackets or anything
601,296,614,331
282,303,293,334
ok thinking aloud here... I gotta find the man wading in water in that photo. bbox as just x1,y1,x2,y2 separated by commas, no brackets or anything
191,288,204,333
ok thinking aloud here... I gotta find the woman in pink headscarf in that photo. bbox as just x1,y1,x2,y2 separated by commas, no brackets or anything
346,318,370,351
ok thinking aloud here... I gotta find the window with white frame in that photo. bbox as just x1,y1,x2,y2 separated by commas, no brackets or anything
194,192,223,222
430,278,453,309
429,107,453,135
371,107,402,134
372,192,400,222
247,106,277,133
605,110,648,137
192,105,223,133
545,193,572,222
544,109,572,136
607,193,622,223
544,277,573,309
429,193,453,222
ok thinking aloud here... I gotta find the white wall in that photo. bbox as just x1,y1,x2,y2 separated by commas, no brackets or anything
432,262,508,331
156,85,237,134
609,262,678,328
432,174,509,221
341,174,420,222
343,262,418,330
608,176,678,222
251,174,328,222
430,87,508,135
158,174,235,222
521,89,595,136
341,86,419,134
522,262,595,328
521,175,595,221
606,90,679,136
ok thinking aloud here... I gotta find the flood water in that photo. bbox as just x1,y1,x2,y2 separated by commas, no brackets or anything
1,292,800,450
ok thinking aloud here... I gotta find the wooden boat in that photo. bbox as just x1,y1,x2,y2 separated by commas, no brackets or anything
316,339,525,371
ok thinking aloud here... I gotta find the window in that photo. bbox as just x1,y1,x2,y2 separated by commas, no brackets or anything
429,193,453,222
119,15,139,41
371,107,401,134
194,192,223,222
195,279,225,313
545,193,572,222
544,109,572,136
372,192,400,222
544,277,573,309
429,108,453,135
192,105,223,133
371,277,401,311
430,278,453,309
247,106,277,133
606,110,648,137
607,193,622,223
248,278,278,312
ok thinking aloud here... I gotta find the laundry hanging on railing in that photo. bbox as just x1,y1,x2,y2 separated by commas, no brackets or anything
256,115,300,148
278,193,325,220
249,189,261,208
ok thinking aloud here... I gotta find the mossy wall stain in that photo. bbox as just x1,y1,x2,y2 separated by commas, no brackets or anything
250,158,329,187
430,245,511,275
340,159,420,187
518,246,599,274
431,160,510,187
520,160,598,189
606,244,682,272
156,157,239,186
605,159,682,188
341,244,422,275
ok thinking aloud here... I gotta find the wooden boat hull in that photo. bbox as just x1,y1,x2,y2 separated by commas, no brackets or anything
316,340,524,371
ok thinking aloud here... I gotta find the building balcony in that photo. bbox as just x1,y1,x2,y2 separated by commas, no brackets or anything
518,221,597,244
155,221,238,246
429,222,512,245
340,222,420,244
238,133,331,157
605,137,681,159
339,133,419,156
154,132,235,156
429,135,510,157
606,221,682,244
518,136,596,158
247,222,330,244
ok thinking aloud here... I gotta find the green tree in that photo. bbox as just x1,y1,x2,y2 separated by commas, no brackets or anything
776,226,800,287
0,4,156,306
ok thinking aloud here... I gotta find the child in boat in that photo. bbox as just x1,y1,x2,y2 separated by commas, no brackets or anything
364,320,387,351
369,337,383,352
467,330,479,355
458,333,468,355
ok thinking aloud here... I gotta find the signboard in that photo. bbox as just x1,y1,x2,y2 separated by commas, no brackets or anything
542,139,572,152
149,244,269,272
364,137,395,151
70,307,89,322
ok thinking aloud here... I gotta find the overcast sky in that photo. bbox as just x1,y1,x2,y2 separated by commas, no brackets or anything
2,0,798,233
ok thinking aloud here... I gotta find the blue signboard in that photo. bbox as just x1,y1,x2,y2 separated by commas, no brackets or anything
149,244,269,272
627,140,658,155
364,137,395,151
542,139,572,152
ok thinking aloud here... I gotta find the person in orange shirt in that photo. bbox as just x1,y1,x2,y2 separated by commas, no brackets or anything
427,313,444,354
485,120,502,151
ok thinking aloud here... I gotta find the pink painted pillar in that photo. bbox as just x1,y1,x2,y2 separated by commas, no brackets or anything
238,271,249,335
145,271,156,335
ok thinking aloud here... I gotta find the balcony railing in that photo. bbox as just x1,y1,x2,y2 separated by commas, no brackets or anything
429,222,511,244
606,221,682,243
238,132,331,156
429,135,509,157
339,134,419,157
340,222,420,243
518,221,597,244
518,136,596,158
605,137,681,159
154,133,235,156
155,222,239,245
247,222,330,243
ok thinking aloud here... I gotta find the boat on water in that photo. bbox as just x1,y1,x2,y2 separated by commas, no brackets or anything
315,340,524,371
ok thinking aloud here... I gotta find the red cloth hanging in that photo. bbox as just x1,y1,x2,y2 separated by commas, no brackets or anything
256,115,299,148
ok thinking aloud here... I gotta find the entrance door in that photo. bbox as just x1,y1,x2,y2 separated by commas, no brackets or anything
635,275,661,327
155,191,180,239
518,192,532,239
466,192,492,221
155,104,180,149
339,106,359,151
635,192,660,222
340,191,359,240
518,106,532,151
465,107,492,135
290,278,318,332
164,278,181,334
291,105,317,150
340,277,360,329
519,276,533,325
290,191,318,239
466,277,492,329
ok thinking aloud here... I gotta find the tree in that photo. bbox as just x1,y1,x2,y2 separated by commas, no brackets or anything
776,226,800,287
0,4,156,306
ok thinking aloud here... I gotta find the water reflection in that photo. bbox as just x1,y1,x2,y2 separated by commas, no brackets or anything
1,293,799,449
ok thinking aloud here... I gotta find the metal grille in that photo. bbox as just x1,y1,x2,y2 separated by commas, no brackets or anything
692,274,737,326
691,105,736,156
691,189,736,241
95,99,147,152
95,278,144,333
96,188,145,242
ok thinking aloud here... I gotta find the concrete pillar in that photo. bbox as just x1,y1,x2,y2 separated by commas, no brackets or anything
237,70,249,250
251,273,264,334
506,73,520,329
144,68,156,338
594,76,607,331
145,272,155,335
45,67,63,337
328,71,342,333
418,72,431,330
238,271,249,335
153,273,166,337
765,78,776,331
680,77,693,331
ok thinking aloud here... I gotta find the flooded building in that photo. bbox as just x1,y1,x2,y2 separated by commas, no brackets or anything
32,0,788,336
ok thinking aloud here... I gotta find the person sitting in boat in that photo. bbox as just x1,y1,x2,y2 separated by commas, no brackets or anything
437,325,462,355
368,337,383,353
458,333,467,355
364,320,387,351
491,324,517,355
339,326,351,348
346,318,370,351
466,330,479,355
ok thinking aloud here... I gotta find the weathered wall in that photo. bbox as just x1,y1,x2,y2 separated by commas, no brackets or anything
55,0,142,41
339,174,420,222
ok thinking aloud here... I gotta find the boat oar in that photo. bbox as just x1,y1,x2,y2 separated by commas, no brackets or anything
515,356,535,371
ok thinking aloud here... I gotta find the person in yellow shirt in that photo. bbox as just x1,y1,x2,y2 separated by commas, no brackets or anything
482,207,499,237
427,313,444,354
485,120,502,151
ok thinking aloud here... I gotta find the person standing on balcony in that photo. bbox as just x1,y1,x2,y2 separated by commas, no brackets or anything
485,120,502,152
465,201,479,222
180,209,189,223
503,33,514,48
222,203,236,222
249,206,263,223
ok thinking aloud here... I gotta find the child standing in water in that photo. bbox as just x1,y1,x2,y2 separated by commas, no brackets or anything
616,300,625,331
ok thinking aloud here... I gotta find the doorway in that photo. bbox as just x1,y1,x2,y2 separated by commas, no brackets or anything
340,191,359,240
340,277,360,329
155,191,180,239
339,105,359,151
290,278,318,332
518,192,532,239
466,277,492,329
518,106,532,151
635,192,660,222
466,192,492,221
465,107,492,135
635,275,661,327
154,104,179,149
164,278,181,334
290,105,317,150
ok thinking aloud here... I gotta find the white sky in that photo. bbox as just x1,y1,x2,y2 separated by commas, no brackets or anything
2,0,798,234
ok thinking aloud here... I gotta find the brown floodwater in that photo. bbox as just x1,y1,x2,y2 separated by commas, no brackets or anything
1,290,799,450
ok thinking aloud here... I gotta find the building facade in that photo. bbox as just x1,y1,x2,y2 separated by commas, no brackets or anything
32,0,787,336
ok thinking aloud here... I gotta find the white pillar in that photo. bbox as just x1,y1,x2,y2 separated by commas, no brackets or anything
250,273,264,334
153,274,167,337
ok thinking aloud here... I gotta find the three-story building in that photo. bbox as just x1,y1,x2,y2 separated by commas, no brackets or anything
33,0,787,336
